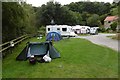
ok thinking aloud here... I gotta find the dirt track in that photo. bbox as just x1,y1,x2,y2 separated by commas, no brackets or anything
75,33,119,52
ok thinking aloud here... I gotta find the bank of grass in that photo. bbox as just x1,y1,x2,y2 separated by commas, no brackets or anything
2,37,118,78
107,33,120,40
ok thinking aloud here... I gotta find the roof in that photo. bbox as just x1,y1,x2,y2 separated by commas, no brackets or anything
72,25,90,29
72,25,82,29
47,25,72,28
104,16,119,21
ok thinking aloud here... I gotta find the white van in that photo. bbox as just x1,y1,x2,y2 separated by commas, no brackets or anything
90,27,99,35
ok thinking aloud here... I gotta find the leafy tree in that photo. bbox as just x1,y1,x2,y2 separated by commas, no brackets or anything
100,14,108,25
2,2,37,42
87,14,101,27
99,25,106,32
36,1,82,26
110,22,117,31
37,26,46,35
98,3,111,15
67,2,79,12
54,2,63,25
110,6,118,15
66,2,112,15
81,12,90,25
74,12,82,25
2,2,25,42
21,2,37,34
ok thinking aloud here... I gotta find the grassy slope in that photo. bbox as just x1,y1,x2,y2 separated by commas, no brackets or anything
107,33,120,40
2,37,118,78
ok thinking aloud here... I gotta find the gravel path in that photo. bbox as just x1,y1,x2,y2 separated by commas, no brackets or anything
75,33,119,51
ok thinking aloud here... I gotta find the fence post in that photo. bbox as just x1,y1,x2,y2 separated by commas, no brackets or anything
0,35,29,57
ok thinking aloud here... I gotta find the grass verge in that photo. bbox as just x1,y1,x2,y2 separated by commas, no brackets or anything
107,33,120,40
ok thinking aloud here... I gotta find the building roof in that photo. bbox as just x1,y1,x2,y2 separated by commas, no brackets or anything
104,16,119,21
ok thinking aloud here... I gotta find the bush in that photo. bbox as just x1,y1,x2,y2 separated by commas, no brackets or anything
106,28,113,33
110,22,117,31
99,27,106,32
37,26,46,36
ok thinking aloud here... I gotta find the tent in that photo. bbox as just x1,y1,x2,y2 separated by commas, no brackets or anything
16,41,60,61
46,32,62,41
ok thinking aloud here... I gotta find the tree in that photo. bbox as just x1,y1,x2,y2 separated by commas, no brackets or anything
36,2,56,26
110,22,117,31
110,6,118,15
81,12,90,25
54,2,64,25
87,14,101,27
2,2,25,42
66,2,112,15
100,14,108,25
2,2,37,42
21,2,37,34
36,1,82,26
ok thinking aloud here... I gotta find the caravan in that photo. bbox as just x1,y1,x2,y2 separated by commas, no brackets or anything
46,25,77,37
72,25,90,34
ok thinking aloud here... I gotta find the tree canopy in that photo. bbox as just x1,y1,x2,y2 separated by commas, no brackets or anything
2,1,119,42
36,1,118,27
2,2,37,42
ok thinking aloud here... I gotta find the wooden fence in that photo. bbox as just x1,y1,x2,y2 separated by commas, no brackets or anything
0,35,30,56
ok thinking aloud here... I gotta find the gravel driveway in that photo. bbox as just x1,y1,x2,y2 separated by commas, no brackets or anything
75,33,119,52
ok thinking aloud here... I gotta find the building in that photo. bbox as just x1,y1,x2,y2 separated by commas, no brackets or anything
104,16,119,29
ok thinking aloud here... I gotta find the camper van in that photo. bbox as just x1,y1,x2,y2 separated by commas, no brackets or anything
46,25,77,37
90,27,99,35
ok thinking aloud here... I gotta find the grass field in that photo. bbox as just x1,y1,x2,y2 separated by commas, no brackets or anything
2,37,118,78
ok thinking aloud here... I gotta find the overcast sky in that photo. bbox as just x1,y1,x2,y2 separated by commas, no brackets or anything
26,0,114,7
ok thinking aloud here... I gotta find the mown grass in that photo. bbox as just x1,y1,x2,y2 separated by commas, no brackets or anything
2,37,118,78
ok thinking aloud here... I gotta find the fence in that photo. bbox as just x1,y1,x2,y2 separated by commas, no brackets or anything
0,35,30,57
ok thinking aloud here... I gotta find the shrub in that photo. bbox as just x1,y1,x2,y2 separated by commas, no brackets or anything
106,28,113,33
99,27,106,32
110,22,117,31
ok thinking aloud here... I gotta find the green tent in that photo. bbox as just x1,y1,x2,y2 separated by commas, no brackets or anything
16,41,60,61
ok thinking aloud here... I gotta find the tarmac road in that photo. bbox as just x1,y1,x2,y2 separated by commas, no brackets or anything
75,33,119,52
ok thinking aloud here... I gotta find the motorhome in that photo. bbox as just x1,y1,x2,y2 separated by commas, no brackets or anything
46,25,77,37
90,27,99,35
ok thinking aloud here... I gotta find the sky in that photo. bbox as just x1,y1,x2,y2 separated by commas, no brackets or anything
26,0,114,7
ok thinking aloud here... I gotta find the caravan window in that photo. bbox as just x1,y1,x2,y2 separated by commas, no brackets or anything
82,27,85,29
62,28,67,31
48,28,50,31
57,28,60,30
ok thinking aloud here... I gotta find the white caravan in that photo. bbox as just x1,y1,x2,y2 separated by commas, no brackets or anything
46,25,77,37
72,25,90,34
